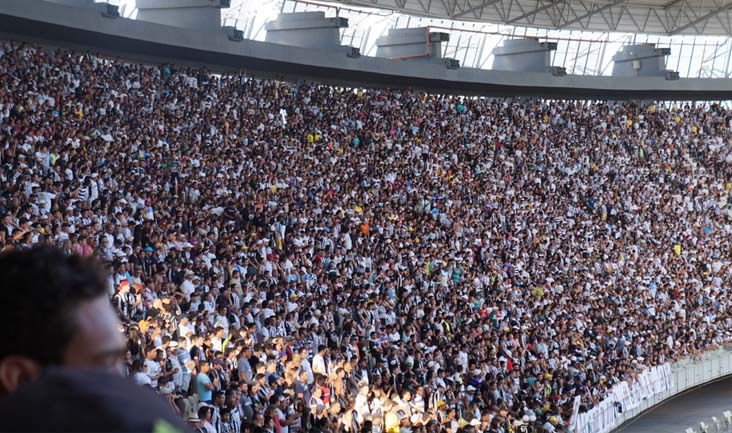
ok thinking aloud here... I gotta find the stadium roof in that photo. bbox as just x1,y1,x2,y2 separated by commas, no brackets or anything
321,0,732,35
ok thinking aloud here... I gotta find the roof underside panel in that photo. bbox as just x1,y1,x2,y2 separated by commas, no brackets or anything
324,0,732,35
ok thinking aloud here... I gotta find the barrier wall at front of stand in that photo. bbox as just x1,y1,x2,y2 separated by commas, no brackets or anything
571,349,732,433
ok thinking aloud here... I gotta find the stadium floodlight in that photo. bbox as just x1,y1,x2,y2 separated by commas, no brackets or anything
98,3,120,18
224,26,244,42
549,66,567,77
445,59,460,69
665,70,680,80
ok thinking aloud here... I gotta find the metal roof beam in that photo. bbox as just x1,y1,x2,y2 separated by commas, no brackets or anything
715,12,731,33
322,0,732,34
663,0,685,9
414,0,431,14
668,2,732,34
506,0,563,24
452,0,502,18
557,0,625,29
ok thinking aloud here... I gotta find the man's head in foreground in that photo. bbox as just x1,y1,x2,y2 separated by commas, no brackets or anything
0,245,126,394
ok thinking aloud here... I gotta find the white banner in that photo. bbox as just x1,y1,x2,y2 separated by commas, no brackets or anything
571,364,673,433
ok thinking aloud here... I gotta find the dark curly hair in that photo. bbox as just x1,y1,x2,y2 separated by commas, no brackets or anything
0,245,108,365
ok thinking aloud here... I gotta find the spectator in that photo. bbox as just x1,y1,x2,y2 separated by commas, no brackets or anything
0,245,126,394
200,405,217,433
2,39,732,433
198,361,217,404
0,368,190,433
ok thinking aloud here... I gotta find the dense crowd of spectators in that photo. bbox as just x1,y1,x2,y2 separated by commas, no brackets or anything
2,39,732,433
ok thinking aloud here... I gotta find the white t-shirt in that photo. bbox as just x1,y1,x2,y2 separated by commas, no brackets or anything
203,421,216,433
312,353,327,376
276,408,290,433
133,371,152,387
144,359,161,387
181,279,196,299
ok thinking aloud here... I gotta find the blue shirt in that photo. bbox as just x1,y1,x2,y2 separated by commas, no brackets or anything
176,348,191,374
197,372,212,402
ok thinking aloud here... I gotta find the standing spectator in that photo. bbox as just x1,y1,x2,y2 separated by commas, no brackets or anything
198,361,217,404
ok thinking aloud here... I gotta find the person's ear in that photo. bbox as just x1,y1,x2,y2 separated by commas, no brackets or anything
0,355,42,394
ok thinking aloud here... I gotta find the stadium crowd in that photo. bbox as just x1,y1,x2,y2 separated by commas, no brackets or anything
2,39,732,433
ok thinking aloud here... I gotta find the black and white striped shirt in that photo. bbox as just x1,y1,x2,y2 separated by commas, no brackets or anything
225,405,242,433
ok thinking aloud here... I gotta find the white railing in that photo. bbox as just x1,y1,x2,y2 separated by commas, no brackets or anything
570,348,732,433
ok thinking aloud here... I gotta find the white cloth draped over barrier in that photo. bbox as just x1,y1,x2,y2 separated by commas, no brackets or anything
571,364,673,433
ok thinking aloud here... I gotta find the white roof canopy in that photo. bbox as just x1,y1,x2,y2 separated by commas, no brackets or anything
323,0,732,35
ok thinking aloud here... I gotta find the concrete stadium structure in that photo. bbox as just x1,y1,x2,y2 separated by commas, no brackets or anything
2,0,732,99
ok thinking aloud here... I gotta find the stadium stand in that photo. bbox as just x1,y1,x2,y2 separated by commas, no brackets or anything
1,35,732,433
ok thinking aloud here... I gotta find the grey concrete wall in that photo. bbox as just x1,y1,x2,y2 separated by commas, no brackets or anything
265,12,345,50
492,39,553,73
2,0,732,99
612,44,669,77
43,0,91,7
376,41,444,60
136,0,223,31
375,28,447,61
136,8,221,31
